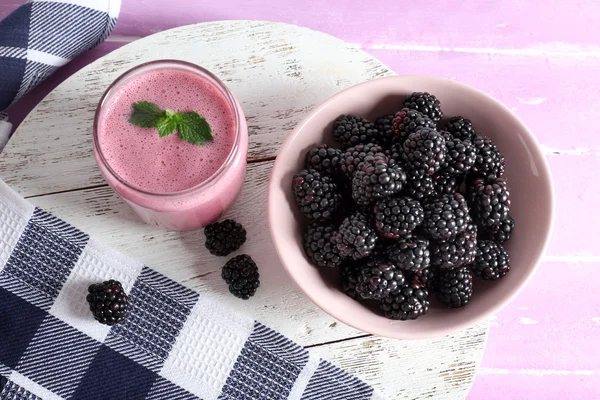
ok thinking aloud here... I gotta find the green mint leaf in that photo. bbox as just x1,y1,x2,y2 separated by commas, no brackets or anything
156,114,179,138
129,101,166,128
176,112,213,145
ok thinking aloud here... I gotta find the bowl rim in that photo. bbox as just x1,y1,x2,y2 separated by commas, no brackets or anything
268,74,555,339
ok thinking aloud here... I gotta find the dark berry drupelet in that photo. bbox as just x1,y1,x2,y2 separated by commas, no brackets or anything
374,114,396,147
87,280,128,325
436,266,473,308
333,212,378,260
483,214,515,243
339,143,384,178
402,169,435,202
373,196,424,239
402,127,447,176
422,193,470,239
386,234,431,272
416,267,437,294
431,223,477,269
403,92,443,122
333,115,380,149
391,108,436,141
340,261,361,299
468,176,511,229
303,222,342,268
472,134,505,178
441,137,476,175
356,259,405,300
204,219,247,257
444,116,476,141
222,255,260,299
385,142,404,165
432,173,459,196
292,169,341,221
304,144,342,175
379,275,430,320
352,155,406,206
471,240,510,280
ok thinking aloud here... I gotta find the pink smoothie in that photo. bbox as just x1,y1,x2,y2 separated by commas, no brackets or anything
94,62,248,230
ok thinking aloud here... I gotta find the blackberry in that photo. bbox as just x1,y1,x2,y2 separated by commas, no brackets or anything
304,144,342,175
391,108,436,141
204,219,247,257
484,214,515,243
352,155,406,206
222,254,260,299
340,261,361,299
292,169,341,221
403,92,443,122
303,222,342,268
402,127,447,175
386,235,430,272
340,143,384,178
402,170,435,202
333,115,379,149
374,113,396,147
445,116,476,141
468,176,511,229
471,240,510,280
416,267,437,294
436,266,473,308
472,134,505,177
422,193,470,239
379,276,430,320
432,173,459,196
431,223,477,268
441,137,476,175
373,196,424,239
385,142,403,164
87,280,128,325
333,212,378,260
357,259,405,300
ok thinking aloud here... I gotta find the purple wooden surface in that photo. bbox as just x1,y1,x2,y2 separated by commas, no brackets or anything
2,1,600,399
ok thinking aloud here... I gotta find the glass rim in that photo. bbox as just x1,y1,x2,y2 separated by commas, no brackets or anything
92,59,242,198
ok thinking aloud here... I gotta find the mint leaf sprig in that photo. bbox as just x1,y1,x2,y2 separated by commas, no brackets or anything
128,101,213,146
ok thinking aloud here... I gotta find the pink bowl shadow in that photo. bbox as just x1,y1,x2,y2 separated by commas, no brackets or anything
268,75,554,339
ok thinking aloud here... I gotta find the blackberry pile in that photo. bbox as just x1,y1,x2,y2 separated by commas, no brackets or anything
293,92,514,321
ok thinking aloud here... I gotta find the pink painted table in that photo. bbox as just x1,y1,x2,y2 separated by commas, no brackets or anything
2,2,599,399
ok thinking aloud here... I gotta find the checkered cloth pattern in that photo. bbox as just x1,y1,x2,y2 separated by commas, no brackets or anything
0,178,386,399
0,0,120,150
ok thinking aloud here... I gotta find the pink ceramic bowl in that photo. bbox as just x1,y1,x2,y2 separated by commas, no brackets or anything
267,75,554,339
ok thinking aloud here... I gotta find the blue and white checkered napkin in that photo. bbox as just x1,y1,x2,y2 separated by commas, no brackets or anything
0,179,386,399
0,0,120,150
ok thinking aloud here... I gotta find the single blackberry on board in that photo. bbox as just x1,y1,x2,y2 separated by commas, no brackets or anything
222,255,260,299
333,212,378,260
422,193,470,239
204,219,247,257
373,196,424,239
303,222,342,268
292,169,341,221
468,176,511,229
339,143,384,178
402,127,447,176
483,214,515,243
432,173,459,196
436,266,473,308
441,137,476,175
402,169,435,202
416,267,437,294
379,275,430,320
391,108,436,141
444,116,476,141
386,234,430,272
339,261,361,299
87,280,129,325
304,144,342,175
352,155,406,206
333,115,380,149
356,259,406,300
472,134,505,178
403,92,443,122
431,223,477,269
470,240,510,280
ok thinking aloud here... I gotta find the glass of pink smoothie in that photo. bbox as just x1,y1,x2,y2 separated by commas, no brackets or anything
93,60,248,231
